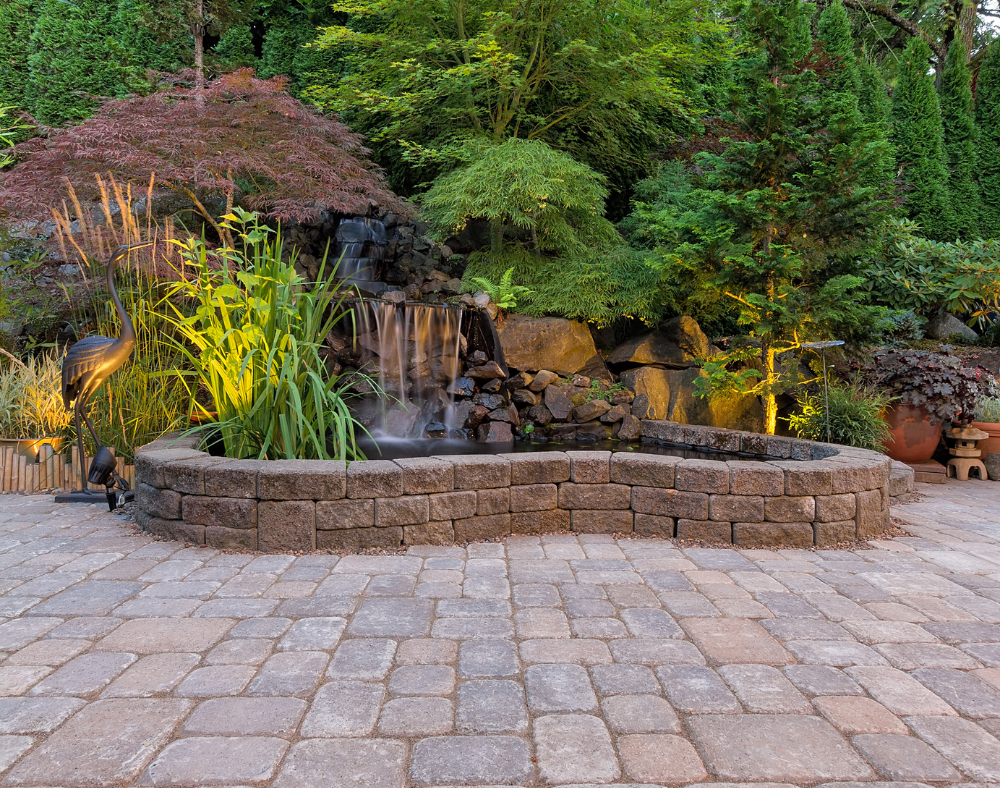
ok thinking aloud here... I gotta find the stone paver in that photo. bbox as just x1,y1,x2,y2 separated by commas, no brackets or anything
1,481,1000,785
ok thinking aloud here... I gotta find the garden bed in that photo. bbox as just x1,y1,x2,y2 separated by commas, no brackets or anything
134,421,912,552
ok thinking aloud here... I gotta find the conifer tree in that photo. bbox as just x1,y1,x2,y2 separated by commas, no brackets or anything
0,0,39,114
816,0,861,98
26,0,130,125
938,38,979,239
215,23,258,69
857,58,891,128
891,37,955,241
976,40,1000,239
115,0,187,73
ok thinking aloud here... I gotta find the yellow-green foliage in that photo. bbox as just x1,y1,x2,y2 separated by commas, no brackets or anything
786,383,892,452
0,352,72,439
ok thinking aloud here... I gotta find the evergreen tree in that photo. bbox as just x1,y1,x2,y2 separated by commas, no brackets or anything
976,40,1000,239
891,37,956,241
215,23,258,69
816,0,861,98
260,9,341,97
115,0,187,73
0,0,39,114
938,38,979,239
857,57,891,128
26,0,130,125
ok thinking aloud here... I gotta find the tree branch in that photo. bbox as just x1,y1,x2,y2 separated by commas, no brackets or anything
836,0,946,61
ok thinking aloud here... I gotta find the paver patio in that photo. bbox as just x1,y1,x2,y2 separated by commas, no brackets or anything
1,478,1000,786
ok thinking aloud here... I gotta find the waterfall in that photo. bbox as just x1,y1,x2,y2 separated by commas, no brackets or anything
335,217,387,289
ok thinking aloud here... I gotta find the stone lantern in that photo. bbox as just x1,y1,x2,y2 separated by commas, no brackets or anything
944,425,991,481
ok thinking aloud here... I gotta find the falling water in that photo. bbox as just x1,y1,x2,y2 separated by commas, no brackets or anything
335,217,387,289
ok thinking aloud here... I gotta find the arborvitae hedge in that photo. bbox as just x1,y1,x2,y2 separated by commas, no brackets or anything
0,0,39,112
892,37,956,241
976,40,1000,239
938,38,980,239
816,0,861,98
215,23,258,70
115,0,188,74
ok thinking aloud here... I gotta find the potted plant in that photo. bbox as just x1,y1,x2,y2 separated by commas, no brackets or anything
865,349,993,463
972,395,1000,457
0,351,71,460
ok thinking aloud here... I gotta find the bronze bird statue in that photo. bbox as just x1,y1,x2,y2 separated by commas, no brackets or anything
61,242,151,496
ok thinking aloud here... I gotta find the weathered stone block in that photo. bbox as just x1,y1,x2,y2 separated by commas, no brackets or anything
204,459,267,499
610,453,680,487
375,495,429,527
477,488,511,515
436,455,511,489
454,513,511,541
206,526,257,550
162,456,223,496
734,521,813,548
764,495,816,523
676,519,731,543
183,496,257,528
393,457,454,494
571,509,634,534
403,522,455,546
682,424,715,447
728,461,784,496
347,460,403,499
511,509,570,535
702,429,741,453
632,487,708,520
765,436,794,459
429,490,478,521
709,494,764,523
510,483,558,512
558,483,631,510
888,462,915,497
856,489,888,538
258,460,347,500
145,517,205,545
567,451,612,483
815,493,856,523
137,483,181,520
315,499,375,530
740,433,769,456
779,461,835,496
674,459,730,493
814,520,857,546
500,452,570,485
135,448,206,489
640,420,685,443
633,514,675,538
790,441,814,460
258,501,315,552
317,526,403,551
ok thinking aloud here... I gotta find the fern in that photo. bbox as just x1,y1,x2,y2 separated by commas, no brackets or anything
468,267,534,311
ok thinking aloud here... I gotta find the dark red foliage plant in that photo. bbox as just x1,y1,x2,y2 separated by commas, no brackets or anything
0,69,407,241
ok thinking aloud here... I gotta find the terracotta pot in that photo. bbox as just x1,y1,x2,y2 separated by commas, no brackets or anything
882,404,942,464
972,421,1000,455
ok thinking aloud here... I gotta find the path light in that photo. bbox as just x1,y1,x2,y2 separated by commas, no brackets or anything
801,340,845,444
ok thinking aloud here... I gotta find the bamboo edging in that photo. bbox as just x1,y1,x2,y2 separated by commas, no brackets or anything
0,445,135,495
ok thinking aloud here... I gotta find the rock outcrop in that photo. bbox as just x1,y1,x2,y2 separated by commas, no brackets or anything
497,315,598,374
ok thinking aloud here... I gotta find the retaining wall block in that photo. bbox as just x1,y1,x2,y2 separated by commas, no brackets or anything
183,496,257,529
740,432,769,455
393,457,455,494
258,459,347,501
437,455,511,490
856,489,889,538
316,499,375,530
429,491,478,521
206,526,257,550
709,494,764,523
633,514,675,538
136,483,181,521
558,483,631,510
453,513,511,541
675,459,730,494
375,495,429,527
734,521,813,548
510,484,558,513
815,493,857,523
511,510,570,534
814,520,857,546
676,519,731,543
403,521,455,546
703,428,741,453
204,459,268,499
780,461,835,496
631,487,709,520
571,509,634,534
501,452,570,485
135,448,206,489
347,460,403,499
609,453,680,488
162,455,224,496
258,500,315,552
317,526,403,551
640,420,685,443
567,451,611,483
146,517,205,545
728,461,785,496
476,488,511,516
764,495,816,523
765,436,794,459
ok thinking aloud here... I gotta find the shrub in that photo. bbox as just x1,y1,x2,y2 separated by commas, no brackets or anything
161,209,368,461
785,383,892,452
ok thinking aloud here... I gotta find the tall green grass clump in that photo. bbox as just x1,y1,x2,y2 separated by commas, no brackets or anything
163,209,367,461
0,352,71,438
786,383,893,452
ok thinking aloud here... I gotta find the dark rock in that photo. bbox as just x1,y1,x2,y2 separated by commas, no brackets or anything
449,377,476,397
473,393,506,410
610,389,635,406
618,414,642,441
631,393,651,419
468,350,488,366
424,421,447,438
566,386,591,406
382,290,406,304
478,421,513,443
497,315,598,374
508,372,533,390
488,403,520,426
581,353,614,383
983,453,1000,481
606,315,711,370
576,422,609,440
548,424,578,440
481,379,502,393
527,404,553,426
528,370,559,392
466,361,506,380
571,375,592,388
512,389,541,407
926,312,978,342
468,405,490,429
442,278,463,295
574,400,612,423
600,405,629,423
449,428,472,440
544,386,574,421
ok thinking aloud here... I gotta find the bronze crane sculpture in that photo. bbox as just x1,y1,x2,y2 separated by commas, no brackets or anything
58,242,151,507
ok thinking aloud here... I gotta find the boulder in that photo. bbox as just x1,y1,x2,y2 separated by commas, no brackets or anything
497,315,598,374
600,405,629,423
618,414,642,441
631,393,651,419
466,361,506,380
926,312,978,343
478,422,513,442
985,453,1000,481
543,385,574,421
606,316,711,370
574,400,611,423
527,404,553,425
529,370,559,392
512,389,541,407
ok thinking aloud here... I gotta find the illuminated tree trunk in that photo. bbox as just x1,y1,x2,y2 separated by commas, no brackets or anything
193,0,205,105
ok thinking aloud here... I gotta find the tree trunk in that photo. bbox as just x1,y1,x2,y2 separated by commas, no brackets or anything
763,343,778,435
193,0,205,105
490,219,503,254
